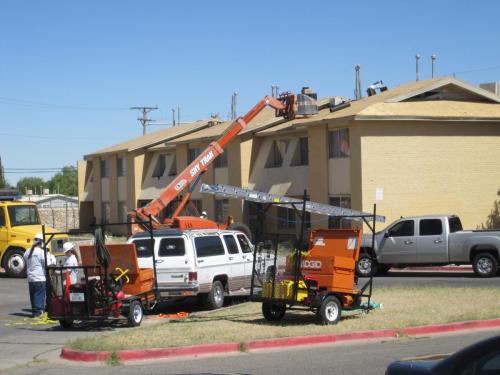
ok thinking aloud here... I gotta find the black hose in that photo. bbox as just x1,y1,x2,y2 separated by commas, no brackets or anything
94,227,111,269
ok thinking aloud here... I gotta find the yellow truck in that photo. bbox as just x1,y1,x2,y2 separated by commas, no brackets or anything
0,200,68,277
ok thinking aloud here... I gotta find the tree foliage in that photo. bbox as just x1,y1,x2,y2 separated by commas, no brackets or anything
15,165,77,196
484,188,500,229
47,166,77,196
16,177,48,195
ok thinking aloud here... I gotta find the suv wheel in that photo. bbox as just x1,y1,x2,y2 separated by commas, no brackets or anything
203,280,225,310
4,249,27,278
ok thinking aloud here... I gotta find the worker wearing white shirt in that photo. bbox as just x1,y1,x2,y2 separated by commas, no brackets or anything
63,242,79,284
24,233,55,317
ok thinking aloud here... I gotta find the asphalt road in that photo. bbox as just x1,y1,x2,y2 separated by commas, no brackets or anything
361,269,500,288
5,329,500,375
0,271,497,373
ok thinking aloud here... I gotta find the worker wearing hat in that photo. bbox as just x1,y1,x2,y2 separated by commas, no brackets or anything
24,233,55,317
63,242,79,284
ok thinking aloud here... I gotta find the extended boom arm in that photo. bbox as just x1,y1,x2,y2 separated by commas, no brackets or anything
130,95,289,230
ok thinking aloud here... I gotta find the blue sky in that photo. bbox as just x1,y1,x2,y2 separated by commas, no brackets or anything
1,0,500,186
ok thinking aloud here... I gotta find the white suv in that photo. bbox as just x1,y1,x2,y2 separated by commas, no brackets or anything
128,228,254,309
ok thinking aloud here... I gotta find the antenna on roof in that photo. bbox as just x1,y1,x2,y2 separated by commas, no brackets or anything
230,92,238,120
431,54,437,78
415,54,421,81
130,106,158,135
355,65,362,100
271,84,279,98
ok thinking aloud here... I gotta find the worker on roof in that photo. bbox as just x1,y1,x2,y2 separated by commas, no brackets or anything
63,242,79,284
24,233,55,317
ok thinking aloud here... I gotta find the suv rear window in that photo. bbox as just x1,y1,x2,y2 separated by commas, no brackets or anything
159,238,185,257
195,236,225,258
133,239,154,258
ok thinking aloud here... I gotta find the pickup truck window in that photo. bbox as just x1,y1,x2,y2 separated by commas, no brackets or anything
419,219,443,236
7,205,40,227
388,220,414,237
159,238,185,257
0,208,4,226
133,239,155,258
449,216,463,233
223,235,239,255
195,236,225,257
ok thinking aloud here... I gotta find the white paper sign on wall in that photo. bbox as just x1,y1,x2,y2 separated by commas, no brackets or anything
376,187,384,201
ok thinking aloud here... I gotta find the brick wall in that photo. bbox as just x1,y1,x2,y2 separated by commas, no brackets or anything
38,208,79,231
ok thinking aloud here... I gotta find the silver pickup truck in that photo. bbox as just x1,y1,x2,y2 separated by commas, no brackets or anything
356,215,500,278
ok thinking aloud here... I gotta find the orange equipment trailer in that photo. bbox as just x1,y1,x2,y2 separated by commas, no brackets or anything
200,184,383,325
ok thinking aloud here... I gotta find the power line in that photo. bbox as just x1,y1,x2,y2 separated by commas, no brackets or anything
0,132,113,141
0,96,129,111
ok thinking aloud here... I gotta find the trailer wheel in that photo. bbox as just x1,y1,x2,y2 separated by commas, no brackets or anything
203,280,225,310
473,252,499,278
59,319,74,329
127,300,144,327
318,296,342,325
262,302,286,321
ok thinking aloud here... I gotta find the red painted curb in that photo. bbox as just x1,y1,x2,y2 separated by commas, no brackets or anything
60,347,110,362
60,318,500,362
117,342,241,361
393,266,473,272
244,329,398,350
400,318,500,336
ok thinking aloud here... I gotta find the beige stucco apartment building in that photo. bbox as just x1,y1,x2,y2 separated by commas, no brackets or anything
78,77,500,236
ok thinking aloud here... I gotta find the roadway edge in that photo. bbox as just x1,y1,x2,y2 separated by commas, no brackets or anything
60,318,500,362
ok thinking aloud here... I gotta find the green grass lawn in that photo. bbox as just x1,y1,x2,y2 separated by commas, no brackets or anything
69,287,500,352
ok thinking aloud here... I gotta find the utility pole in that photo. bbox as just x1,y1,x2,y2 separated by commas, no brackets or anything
130,106,158,135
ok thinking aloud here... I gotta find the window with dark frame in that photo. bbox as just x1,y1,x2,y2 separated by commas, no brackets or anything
188,147,201,164
291,137,309,166
117,157,127,177
265,139,289,168
328,196,352,229
215,199,229,223
328,128,350,158
419,219,443,236
168,154,177,176
152,154,166,178
101,159,109,178
277,206,296,229
214,150,228,168
195,236,225,257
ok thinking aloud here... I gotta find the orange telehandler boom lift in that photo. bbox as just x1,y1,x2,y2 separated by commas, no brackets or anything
129,94,296,234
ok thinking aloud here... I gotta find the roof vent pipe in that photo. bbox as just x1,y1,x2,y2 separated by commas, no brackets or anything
415,54,421,81
431,54,437,78
355,65,362,100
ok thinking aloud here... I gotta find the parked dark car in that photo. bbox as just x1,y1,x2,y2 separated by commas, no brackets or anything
386,335,500,375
